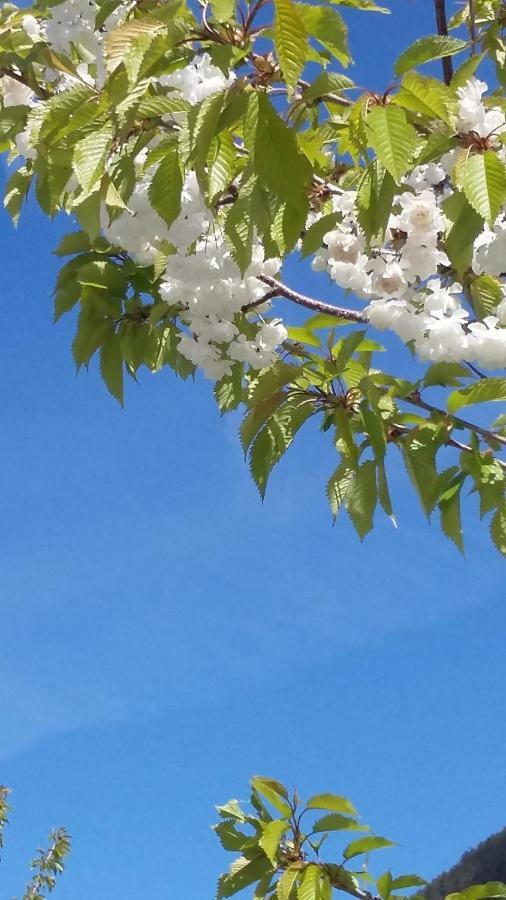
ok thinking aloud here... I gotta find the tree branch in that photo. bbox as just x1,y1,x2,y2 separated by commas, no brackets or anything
258,276,365,323
433,0,454,84
404,391,506,449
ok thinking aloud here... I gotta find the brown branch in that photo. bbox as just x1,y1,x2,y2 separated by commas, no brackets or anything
258,276,365,323
404,391,506,449
433,0,454,84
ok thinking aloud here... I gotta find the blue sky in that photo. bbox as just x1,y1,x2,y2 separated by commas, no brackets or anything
1,2,506,897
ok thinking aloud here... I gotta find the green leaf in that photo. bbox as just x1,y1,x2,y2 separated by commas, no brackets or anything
216,799,247,822
100,331,124,405
448,378,506,414
74,124,113,194
390,875,427,891
377,460,396,525
277,867,301,900
438,471,465,552
394,35,467,77
393,72,455,124
490,507,506,557
313,814,369,834
401,428,439,516
301,72,354,104
3,166,32,224
274,0,308,92
298,865,321,900
217,856,274,899
326,462,354,521
214,821,250,851
301,214,339,257
249,397,315,498
251,777,292,817
377,871,393,900
327,0,388,11
470,275,503,319
365,105,418,183
343,835,396,861
259,819,289,865
212,0,236,20
423,362,470,387
345,459,377,539
214,364,245,413
306,794,357,815
447,885,506,900
356,161,396,242
245,93,311,214
443,191,483,275
296,4,349,66
53,231,92,257
460,151,506,225
148,145,182,226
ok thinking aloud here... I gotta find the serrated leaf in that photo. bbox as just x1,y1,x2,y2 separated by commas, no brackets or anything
74,124,113,194
443,191,483,275
251,777,292,817
327,0,388,11
296,3,350,66
301,214,339,257
377,460,396,525
438,471,465,552
345,459,377,539
216,799,247,822
148,145,182,226
460,151,506,225
448,378,506,413
278,867,301,900
217,856,274,899
326,462,354,521
245,93,311,214
401,428,439,516
356,160,396,242
298,865,320,900
213,0,236,19
423,362,470,387
470,275,503,319
306,794,357,815
259,819,289,865
394,35,467,77
214,821,251,851
365,105,418,183
393,72,454,124
100,331,124,405
313,814,369,834
274,0,308,92
249,397,315,498
343,835,396,861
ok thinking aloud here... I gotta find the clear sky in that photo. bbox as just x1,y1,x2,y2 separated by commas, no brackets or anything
1,2,505,897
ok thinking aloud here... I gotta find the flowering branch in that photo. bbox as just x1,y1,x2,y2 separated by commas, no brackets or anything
258,276,365,322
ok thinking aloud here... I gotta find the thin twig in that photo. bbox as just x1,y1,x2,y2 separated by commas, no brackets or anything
404,391,506,448
433,0,454,84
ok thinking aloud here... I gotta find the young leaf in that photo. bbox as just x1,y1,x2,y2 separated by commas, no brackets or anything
251,777,292,817
274,0,308,93
326,462,354,521
259,819,289,865
345,459,378,539
365,106,418,183
394,35,467,77
460,151,506,225
343,835,396,861
305,794,357,815
148,144,182,226
312,814,369,834
296,3,350,67
100,331,124,406
447,378,506,414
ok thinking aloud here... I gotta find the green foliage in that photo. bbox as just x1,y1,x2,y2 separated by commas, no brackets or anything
0,0,505,556
0,786,70,898
394,35,468,76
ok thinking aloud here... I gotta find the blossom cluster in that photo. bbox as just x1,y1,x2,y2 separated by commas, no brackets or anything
312,79,506,369
2,0,506,382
